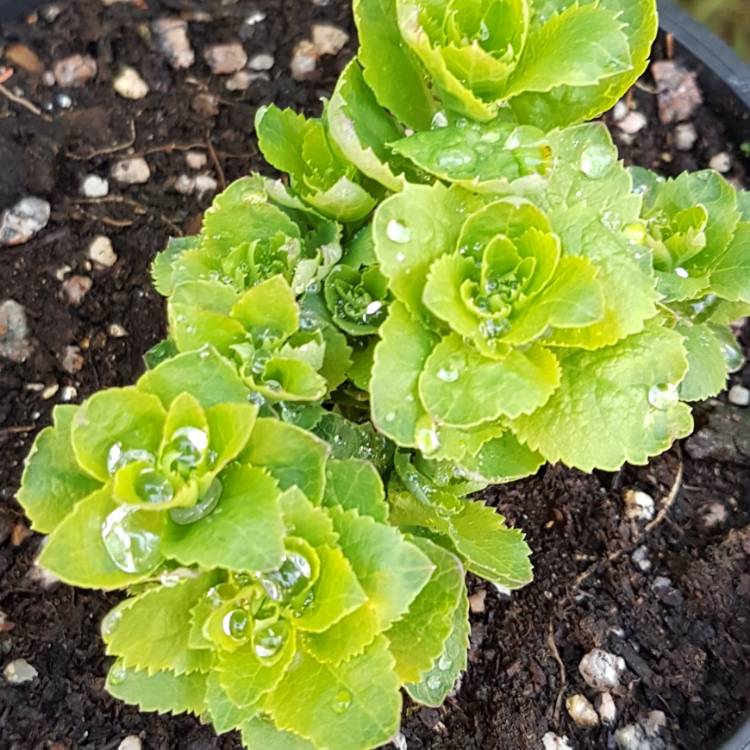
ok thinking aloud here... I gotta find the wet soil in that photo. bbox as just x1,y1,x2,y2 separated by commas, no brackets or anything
0,2,749,749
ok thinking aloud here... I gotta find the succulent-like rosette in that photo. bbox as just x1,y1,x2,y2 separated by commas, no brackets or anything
354,0,658,130
255,105,381,222
17,348,533,750
631,168,750,401
152,176,344,299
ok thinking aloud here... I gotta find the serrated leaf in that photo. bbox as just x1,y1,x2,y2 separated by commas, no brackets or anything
139,348,250,408
242,716,316,750
17,405,100,534
204,402,258,472
280,486,338,548
240,418,329,504
103,575,215,675
677,322,733,401
266,637,401,750
204,672,250,733
513,324,694,471
39,487,160,589
305,509,434,664
460,431,544,484
447,500,533,589
323,459,388,522
711,222,750,303
232,275,300,341
405,591,469,707
161,464,286,573
106,662,206,716
152,236,201,296
386,536,465,682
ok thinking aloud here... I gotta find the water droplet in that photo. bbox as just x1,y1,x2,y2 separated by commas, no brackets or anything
107,443,155,475
431,111,448,129
427,674,442,691
134,466,174,505
395,251,407,263
386,219,411,244
437,367,459,383
258,548,314,603
478,19,490,40
416,426,441,456
365,300,383,316
169,478,223,525
675,267,689,279
222,608,250,642
624,223,647,244
600,210,622,231
332,689,352,713
437,149,474,171
648,383,679,411
721,338,745,372
438,654,452,671
385,411,396,423
108,664,127,686
479,318,510,340
264,379,282,393
101,609,122,639
163,426,208,476
101,505,162,574
580,144,614,179
254,620,290,661
159,567,196,587
481,130,501,144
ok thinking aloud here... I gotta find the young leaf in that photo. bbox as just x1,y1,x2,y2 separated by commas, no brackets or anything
323,458,388,522
242,716,316,750
460,431,544,484
204,672,249,733
677,322,737,401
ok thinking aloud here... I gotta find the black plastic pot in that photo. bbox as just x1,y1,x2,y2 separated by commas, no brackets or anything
0,0,748,746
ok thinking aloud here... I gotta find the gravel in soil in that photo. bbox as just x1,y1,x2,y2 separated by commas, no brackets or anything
0,2,749,749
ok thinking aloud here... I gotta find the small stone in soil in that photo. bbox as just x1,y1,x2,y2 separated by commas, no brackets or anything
205,43,247,75
26,562,61,589
185,151,207,170
194,174,218,199
617,110,647,135
651,60,703,124
53,54,97,87
62,275,92,306
111,157,151,185
192,92,219,117
597,692,617,724
153,18,195,69
249,53,275,71
61,385,78,402
88,235,117,267
80,174,109,198
61,344,84,373
623,489,655,521
390,733,407,750
685,402,750,464
117,736,143,750
700,501,728,529
5,44,44,75
729,384,750,406
579,648,626,691
226,70,267,91
612,100,629,121
542,733,574,750
709,152,732,174
566,694,599,728
291,40,319,81
312,24,350,56
42,383,59,400
631,545,652,572
3,659,38,684
108,323,128,338
469,588,487,614
0,300,32,362
113,66,149,99
674,122,698,151
0,197,51,247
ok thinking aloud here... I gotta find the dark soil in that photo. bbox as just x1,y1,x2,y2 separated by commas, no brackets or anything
1,2,749,749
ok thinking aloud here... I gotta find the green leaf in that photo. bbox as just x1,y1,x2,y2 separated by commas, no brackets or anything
419,335,560,427
354,0,437,131
17,405,100,533
280,486,338,547
240,418,329,504
204,672,249,733
323,459,388,522
255,105,309,184
152,236,201,296
313,413,393,476
460,431,544,484
266,637,402,750
106,662,206,716
513,324,694,471
161,464,286,573
305,509,434,664
295,545,368,633
71,388,165,483
232,275,299,341
139,348,250,408
242,717,316,750
39,487,161,589
103,575,215,675
386,536,465,682
371,301,438,447
711,222,750,303
204,402,258,472
447,500,533,589
677,322,733,402
406,590,469,707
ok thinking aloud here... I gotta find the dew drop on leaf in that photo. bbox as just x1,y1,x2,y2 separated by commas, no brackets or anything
135,467,175,505
721,338,745,372
426,673,442,691
416,426,441,456
169,478,223,525
107,443,155,475
101,506,162,574
675,267,689,279
395,251,407,263
647,383,679,411
254,620,290,661
385,411,397,423
332,690,352,713
258,549,313,603
438,654,452,671
431,111,448,129
386,219,411,244
101,609,122,639
579,144,614,179
222,608,251,642
108,664,127,686
436,367,459,383
437,149,474,171
164,426,209,475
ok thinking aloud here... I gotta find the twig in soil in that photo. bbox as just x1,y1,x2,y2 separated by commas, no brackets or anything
547,622,567,724
666,32,675,60
66,119,136,160
0,425,35,435
0,81,51,120
70,195,183,236
643,454,683,535
206,136,226,191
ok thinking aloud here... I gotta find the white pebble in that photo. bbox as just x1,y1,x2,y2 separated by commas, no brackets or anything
194,174,218,199
311,24,350,56
80,174,109,198
542,732,574,750
153,18,195,69
118,737,142,750
709,152,732,173
631,545,652,572
204,43,247,75
248,53,275,71
729,384,749,406
62,275,92,306
111,157,151,185
26,562,60,588
173,174,195,194
3,659,38,685
113,66,149,99
618,110,647,135
614,724,650,750
0,197,51,247
61,385,78,402
290,40,318,81
597,692,617,725
0,299,32,362
623,489,655,521
42,383,59,400
612,101,629,122
578,648,626,691
469,588,487,614
674,123,698,151
185,151,207,170
391,733,407,750
566,694,599,728
53,54,97,87
108,323,128,338
88,236,117,268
